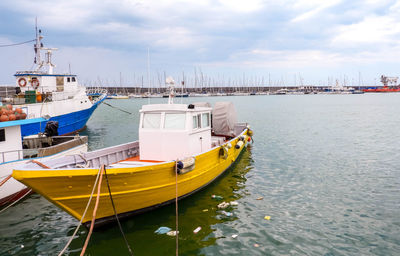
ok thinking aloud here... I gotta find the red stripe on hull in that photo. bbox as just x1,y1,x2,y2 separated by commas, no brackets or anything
0,188,32,207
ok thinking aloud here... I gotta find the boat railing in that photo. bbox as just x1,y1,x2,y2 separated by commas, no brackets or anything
0,149,24,163
27,141,140,169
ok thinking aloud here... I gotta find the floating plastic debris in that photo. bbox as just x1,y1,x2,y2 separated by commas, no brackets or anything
264,216,271,220
154,226,172,234
232,234,238,239
256,197,264,200
254,243,260,248
193,227,201,234
167,230,179,236
20,245,24,248
211,195,223,200
202,209,209,212
220,211,233,217
230,201,239,206
218,202,230,209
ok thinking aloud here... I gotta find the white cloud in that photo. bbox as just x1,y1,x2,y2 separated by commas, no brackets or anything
331,15,400,46
290,0,342,22
218,0,264,13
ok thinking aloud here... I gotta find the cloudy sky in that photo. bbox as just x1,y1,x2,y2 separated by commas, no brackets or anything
1,0,400,87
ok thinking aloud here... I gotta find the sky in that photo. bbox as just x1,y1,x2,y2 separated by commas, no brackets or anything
1,0,400,87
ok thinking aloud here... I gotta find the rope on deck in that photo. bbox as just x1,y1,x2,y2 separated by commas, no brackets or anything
80,165,104,256
0,174,12,187
58,166,103,256
103,165,134,255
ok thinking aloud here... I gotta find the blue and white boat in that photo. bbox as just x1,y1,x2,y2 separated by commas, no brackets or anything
4,26,106,137
0,118,88,207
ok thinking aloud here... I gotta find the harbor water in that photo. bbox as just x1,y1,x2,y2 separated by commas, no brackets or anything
1,94,400,255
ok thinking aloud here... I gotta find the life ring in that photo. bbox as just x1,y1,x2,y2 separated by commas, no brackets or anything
18,77,27,87
31,78,40,89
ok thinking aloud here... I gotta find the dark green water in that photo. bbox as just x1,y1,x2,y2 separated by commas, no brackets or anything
1,94,400,255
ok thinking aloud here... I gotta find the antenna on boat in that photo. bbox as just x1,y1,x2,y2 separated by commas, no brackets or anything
33,19,58,74
34,17,44,70
166,76,175,104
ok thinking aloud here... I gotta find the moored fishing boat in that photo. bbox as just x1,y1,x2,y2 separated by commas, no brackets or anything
12,79,253,227
3,25,106,138
0,119,88,207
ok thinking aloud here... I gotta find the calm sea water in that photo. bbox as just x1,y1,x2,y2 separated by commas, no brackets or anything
1,94,400,255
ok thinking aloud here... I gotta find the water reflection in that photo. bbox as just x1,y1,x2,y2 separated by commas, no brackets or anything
68,147,254,256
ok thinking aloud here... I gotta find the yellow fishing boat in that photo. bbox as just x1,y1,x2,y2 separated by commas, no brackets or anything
13,83,253,227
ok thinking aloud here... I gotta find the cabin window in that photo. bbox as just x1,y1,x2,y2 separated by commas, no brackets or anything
192,116,198,129
67,77,71,83
72,77,76,82
202,113,210,127
193,114,202,129
164,113,186,130
143,113,161,129
0,129,5,142
197,115,201,128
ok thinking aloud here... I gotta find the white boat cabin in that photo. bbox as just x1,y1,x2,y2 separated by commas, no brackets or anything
15,72,79,94
0,122,23,163
139,104,212,161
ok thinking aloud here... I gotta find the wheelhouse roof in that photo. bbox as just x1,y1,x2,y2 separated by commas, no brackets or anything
14,71,76,77
140,104,211,113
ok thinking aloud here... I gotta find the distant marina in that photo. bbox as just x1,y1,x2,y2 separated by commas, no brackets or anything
3,82,400,99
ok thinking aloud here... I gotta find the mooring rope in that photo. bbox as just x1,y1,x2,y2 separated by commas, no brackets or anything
175,161,179,256
103,165,134,255
103,102,133,115
80,165,104,256
0,174,12,187
58,166,103,256
0,189,32,214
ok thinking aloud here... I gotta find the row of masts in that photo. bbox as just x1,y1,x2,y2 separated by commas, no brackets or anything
84,71,373,93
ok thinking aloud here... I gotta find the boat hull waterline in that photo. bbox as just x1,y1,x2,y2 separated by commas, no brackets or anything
13,129,250,226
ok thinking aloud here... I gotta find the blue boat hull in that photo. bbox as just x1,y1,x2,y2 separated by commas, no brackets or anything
20,97,105,137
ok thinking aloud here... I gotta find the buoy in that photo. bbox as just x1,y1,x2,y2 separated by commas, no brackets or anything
6,104,12,110
15,108,23,114
20,113,27,119
235,140,244,149
264,216,271,220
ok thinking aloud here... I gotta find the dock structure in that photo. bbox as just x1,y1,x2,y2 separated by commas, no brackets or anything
84,85,367,95
1,84,398,98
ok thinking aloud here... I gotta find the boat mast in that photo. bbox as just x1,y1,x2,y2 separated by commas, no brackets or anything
33,19,58,74
34,18,43,70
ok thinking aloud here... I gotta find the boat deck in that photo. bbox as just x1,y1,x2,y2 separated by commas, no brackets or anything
110,155,164,168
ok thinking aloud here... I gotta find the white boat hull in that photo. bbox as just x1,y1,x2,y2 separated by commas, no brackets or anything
0,143,88,206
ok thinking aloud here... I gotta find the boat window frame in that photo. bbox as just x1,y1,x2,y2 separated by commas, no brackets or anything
142,112,162,129
192,115,197,129
164,112,186,130
0,129,5,142
202,112,210,127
